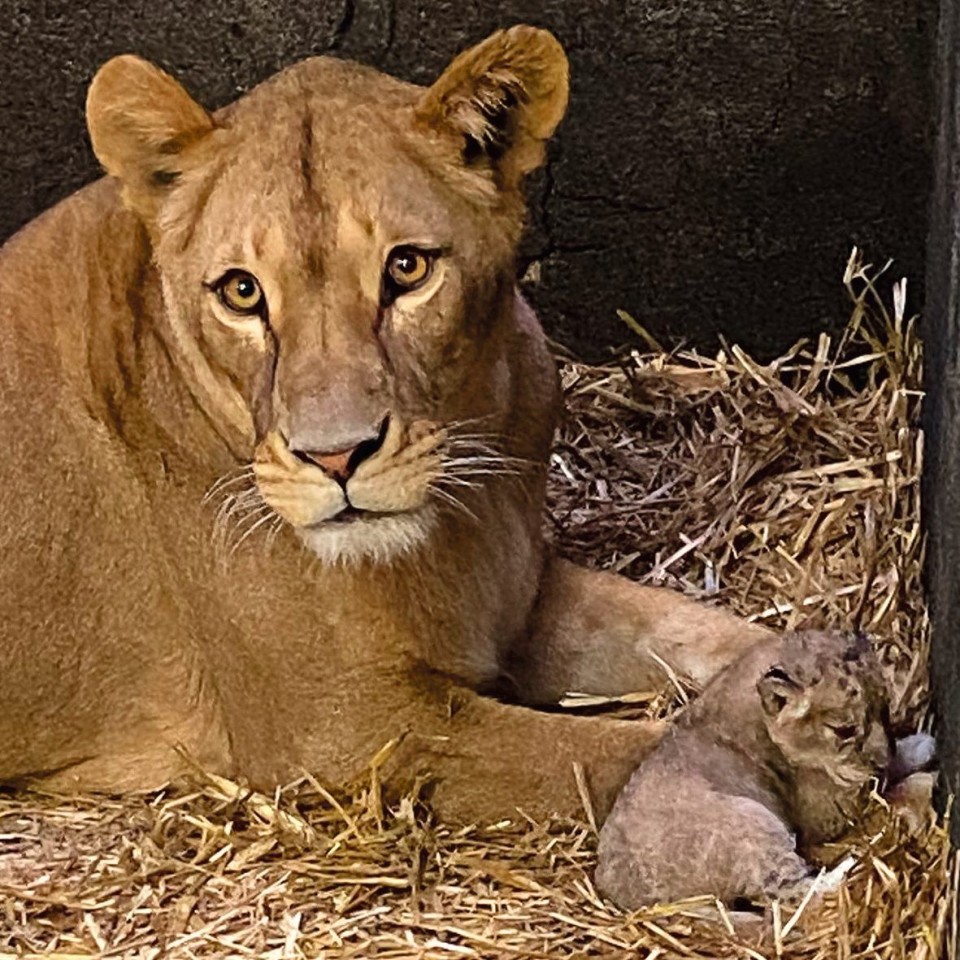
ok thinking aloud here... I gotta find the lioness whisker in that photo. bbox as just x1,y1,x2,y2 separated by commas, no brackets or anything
445,450,536,469
212,484,258,519
212,488,267,552
432,475,483,490
445,414,500,432
212,493,241,533
441,453,532,466
442,432,512,449
216,489,260,527
203,466,256,503
231,509,280,555
442,426,515,449
440,457,532,469
234,501,272,526
214,512,269,556
266,515,286,549
428,483,479,522
441,442,538,468
443,431,506,445
442,466,526,480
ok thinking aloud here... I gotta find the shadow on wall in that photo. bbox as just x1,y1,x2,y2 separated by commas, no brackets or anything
0,0,934,358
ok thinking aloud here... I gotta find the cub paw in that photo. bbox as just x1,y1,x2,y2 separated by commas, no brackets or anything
886,770,937,832
888,732,936,781
776,854,856,904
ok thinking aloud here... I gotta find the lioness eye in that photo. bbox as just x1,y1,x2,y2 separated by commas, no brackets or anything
384,247,433,296
217,271,266,315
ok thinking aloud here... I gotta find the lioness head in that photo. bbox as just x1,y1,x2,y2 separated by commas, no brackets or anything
85,27,568,563
757,630,892,787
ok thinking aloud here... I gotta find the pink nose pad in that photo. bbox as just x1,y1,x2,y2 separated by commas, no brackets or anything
289,416,390,483
300,447,357,483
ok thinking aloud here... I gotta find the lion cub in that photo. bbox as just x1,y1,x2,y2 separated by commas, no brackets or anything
596,629,896,908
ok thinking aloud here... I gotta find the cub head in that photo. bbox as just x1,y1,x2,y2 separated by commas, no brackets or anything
85,27,568,563
757,630,892,787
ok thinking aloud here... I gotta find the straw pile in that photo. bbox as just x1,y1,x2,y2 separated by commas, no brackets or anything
0,250,953,959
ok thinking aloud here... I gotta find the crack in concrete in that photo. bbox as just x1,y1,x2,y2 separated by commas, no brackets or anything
384,0,397,56
536,143,560,264
330,0,355,51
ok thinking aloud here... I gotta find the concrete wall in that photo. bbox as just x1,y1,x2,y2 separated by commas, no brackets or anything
923,0,960,852
0,0,936,357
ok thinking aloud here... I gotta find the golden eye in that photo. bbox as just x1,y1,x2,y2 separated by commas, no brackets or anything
218,271,265,314
386,248,432,291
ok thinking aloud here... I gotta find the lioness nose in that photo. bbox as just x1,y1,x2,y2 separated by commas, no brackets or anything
290,417,389,483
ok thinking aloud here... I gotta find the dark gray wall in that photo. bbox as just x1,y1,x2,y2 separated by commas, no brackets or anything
924,0,959,852
0,0,935,358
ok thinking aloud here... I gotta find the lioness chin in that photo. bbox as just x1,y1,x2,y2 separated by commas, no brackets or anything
0,26,768,825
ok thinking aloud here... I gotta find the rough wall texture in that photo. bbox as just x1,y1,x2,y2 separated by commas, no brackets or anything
0,0,935,357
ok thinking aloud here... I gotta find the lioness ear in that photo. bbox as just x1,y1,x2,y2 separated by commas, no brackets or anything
758,666,809,720
417,25,569,189
86,55,214,219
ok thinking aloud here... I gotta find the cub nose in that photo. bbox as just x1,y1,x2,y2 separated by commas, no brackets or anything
290,416,389,483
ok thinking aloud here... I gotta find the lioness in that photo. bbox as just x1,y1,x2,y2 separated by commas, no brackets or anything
0,27,767,823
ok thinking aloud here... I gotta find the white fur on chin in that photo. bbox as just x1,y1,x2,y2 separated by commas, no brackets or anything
296,506,437,565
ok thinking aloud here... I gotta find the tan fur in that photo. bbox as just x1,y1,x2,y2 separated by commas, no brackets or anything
595,630,894,908
0,28,767,823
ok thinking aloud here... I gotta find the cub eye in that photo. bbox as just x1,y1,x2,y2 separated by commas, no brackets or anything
217,271,266,315
384,247,434,298
828,724,858,742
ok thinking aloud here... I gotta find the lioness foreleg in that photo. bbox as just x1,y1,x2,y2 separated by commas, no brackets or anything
382,687,665,824
509,557,770,705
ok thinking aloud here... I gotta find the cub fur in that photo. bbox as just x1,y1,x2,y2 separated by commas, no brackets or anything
596,630,905,908
0,28,767,821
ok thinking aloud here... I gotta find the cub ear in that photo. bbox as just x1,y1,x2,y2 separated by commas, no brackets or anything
417,25,569,189
758,666,809,719
86,55,214,220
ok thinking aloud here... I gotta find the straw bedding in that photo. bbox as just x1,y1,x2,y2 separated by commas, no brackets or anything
0,251,953,959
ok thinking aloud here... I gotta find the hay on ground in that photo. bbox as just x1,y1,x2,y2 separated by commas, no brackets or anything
0,250,952,959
